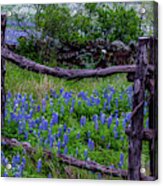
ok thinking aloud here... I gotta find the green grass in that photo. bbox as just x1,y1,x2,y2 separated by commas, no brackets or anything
5,62,131,101
2,62,150,179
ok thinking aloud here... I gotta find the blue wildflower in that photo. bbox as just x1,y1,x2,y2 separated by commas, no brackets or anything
76,132,80,139
63,146,68,155
37,159,42,173
107,115,112,129
80,116,86,127
3,171,8,177
63,133,69,145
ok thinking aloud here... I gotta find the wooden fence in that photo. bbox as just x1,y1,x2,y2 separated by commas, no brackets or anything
1,14,158,180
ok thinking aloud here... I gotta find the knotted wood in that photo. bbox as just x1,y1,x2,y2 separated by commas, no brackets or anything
128,37,149,180
1,47,137,79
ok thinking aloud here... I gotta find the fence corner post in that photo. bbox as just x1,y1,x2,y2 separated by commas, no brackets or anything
128,37,149,180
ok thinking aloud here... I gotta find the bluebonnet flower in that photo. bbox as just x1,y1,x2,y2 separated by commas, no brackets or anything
1,153,8,166
63,133,69,145
122,118,126,129
3,171,8,177
78,101,81,106
101,135,105,141
88,138,95,151
95,97,100,105
70,107,74,113
49,135,54,148
100,113,105,124
76,132,80,139
63,146,68,155
92,114,98,122
116,118,119,127
84,149,88,160
38,131,41,138
7,91,12,99
14,172,22,177
95,120,99,131
37,159,42,173
93,89,98,96
22,157,26,168
42,119,48,130
50,89,57,98
51,113,59,126
109,86,115,94
107,143,111,149
63,124,67,132
18,164,24,176
24,131,28,140
78,91,87,100
57,128,62,138
120,94,123,100
12,154,20,167
42,98,46,112
86,99,91,106
115,98,118,108
87,131,91,138
125,112,131,122
57,139,61,150
113,126,118,139
103,101,107,110
80,116,86,127
67,128,71,134
118,153,124,168
60,88,64,95
107,115,112,129
37,105,41,112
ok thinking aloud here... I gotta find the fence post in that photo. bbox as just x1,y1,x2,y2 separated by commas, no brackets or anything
1,14,7,128
128,37,149,180
148,37,158,178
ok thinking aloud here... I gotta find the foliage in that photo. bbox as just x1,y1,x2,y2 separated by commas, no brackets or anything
35,3,142,44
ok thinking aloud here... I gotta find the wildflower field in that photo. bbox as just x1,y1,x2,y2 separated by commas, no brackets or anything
1,63,150,179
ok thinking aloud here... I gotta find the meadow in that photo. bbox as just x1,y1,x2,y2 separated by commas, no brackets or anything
1,62,150,179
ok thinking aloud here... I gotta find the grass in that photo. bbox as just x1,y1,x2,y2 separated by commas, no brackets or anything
2,62,150,179
5,62,131,101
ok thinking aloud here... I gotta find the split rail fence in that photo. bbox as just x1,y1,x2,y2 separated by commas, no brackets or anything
1,14,158,180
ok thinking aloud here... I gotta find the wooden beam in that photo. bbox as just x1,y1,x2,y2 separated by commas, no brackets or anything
1,47,137,79
1,137,128,179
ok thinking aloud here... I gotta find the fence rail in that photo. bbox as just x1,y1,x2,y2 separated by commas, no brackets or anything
1,14,158,180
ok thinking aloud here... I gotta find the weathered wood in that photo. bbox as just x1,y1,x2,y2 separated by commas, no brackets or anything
1,47,137,79
128,37,149,180
1,137,128,179
148,37,158,178
1,15,7,128
125,128,156,141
